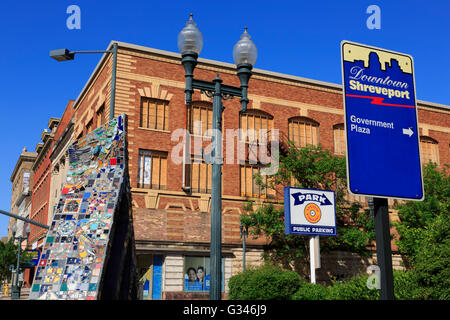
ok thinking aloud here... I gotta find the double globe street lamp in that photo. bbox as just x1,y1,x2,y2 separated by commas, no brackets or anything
178,14,257,300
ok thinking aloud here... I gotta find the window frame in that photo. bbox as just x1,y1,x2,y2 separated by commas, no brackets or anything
239,109,274,144
288,116,320,148
96,104,105,129
420,136,439,165
333,123,346,155
140,97,169,131
239,163,276,199
238,110,276,199
137,149,168,190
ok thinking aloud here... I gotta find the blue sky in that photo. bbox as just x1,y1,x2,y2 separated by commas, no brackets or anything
0,0,449,238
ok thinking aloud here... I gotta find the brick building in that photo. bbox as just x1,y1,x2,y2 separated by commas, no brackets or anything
59,40,449,299
11,40,447,299
22,102,77,287
48,100,75,226
28,118,60,249
8,119,60,288
9,148,37,240
8,148,37,288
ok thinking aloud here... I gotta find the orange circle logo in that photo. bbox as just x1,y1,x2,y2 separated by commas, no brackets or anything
304,203,321,224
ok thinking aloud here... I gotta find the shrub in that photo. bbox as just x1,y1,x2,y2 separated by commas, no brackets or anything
293,270,431,300
228,264,301,300
292,275,378,300
291,281,328,300
230,263,445,300
327,275,379,300
393,269,425,300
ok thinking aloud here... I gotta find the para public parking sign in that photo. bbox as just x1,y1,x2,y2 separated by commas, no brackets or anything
341,41,424,201
284,187,336,236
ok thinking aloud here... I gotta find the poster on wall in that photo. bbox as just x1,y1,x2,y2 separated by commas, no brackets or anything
184,257,224,292
144,156,151,185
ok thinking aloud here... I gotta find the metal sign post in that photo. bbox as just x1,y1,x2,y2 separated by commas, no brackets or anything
309,235,321,284
373,198,394,300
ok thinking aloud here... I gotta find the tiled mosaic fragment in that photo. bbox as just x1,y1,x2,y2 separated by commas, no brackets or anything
29,115,126,300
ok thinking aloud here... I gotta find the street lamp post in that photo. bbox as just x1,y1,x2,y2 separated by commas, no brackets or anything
10,223,30,300
178,14,257,300
240,225,248,272
49,42,118,121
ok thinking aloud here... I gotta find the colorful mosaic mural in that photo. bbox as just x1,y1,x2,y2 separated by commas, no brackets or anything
29,115,131,300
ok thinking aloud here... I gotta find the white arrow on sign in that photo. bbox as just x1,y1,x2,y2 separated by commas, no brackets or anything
402,127,414,137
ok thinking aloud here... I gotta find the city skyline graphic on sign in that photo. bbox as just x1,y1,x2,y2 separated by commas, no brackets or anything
343,44,414,109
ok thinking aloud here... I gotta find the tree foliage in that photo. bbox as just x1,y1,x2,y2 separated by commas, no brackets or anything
0,238,19,283
394,163,450,299
0,237,32,283
240,144,375,267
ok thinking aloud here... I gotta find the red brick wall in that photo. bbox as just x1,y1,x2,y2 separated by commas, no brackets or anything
73,55,113,139
29,148,52,244
71,44,450,250
54,100,75,142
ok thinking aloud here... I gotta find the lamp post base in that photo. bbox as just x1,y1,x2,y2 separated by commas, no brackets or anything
11,286,20,299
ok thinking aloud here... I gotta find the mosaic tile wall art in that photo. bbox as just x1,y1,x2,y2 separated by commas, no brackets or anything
29,114,129,300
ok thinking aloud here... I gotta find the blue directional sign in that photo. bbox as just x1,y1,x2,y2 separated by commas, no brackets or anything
21,249,40,268
341,41,424,201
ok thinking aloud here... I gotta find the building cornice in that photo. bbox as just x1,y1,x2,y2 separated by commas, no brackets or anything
32,135,54,172
70,40,449,114
50,119,74,161
10,151,37,183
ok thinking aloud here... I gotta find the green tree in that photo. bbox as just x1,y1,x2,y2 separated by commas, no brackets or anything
0,238,19,283
240,143,375,268
0,238,33,284
395,163,450,299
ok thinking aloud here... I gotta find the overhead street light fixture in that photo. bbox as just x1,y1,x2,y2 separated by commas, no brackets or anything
50,48,75,61
49,43,119,120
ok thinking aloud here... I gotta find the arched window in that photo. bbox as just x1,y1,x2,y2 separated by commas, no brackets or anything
239,109,274,143
288,117,319,148
239,109,275,199
333,123,345,155
420,136,439,165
